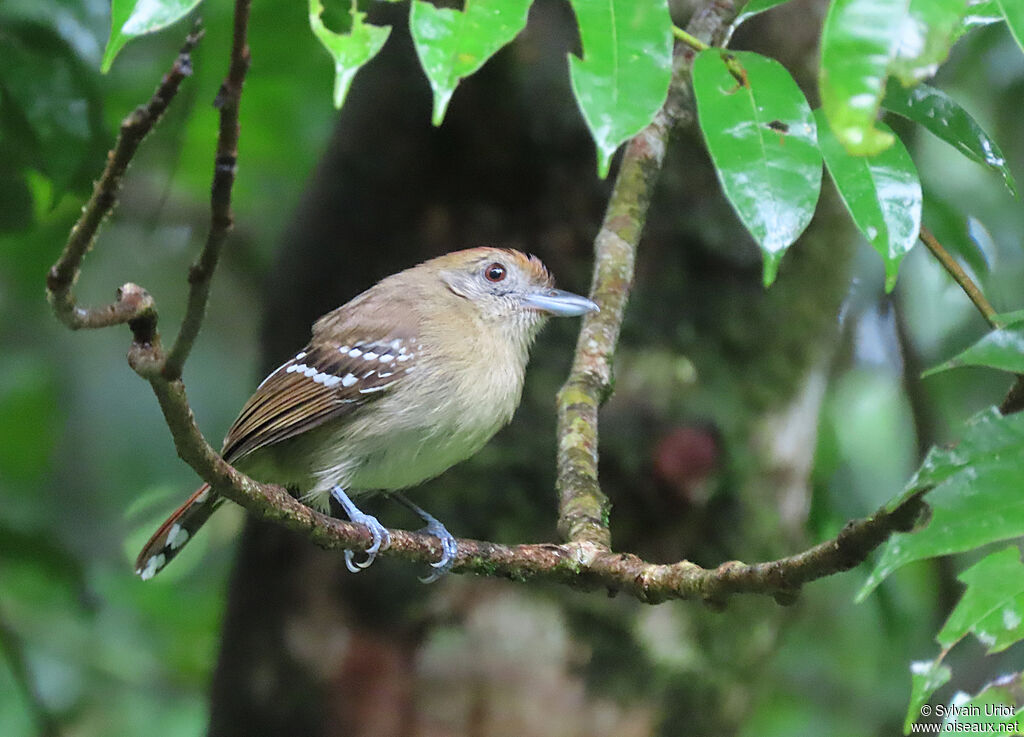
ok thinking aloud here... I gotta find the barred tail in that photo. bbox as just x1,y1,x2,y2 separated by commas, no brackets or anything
135,484,223,580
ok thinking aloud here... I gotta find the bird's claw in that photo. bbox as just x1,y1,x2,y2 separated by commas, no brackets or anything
405,500,458,584
331,485,390,574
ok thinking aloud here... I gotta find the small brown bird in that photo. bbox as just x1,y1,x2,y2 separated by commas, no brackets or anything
136,248,597,581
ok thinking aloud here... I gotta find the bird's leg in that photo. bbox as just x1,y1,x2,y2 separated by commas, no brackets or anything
330,485,391,572
394,493,457,583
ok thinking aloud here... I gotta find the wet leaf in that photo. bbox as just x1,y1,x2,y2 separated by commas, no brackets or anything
925,323,1024,376
938,547,1024,654
883,81,1016,196
309,0,391,109
693,50,822,285
816,110,921,291
890,0,968,87
860,409,1024,599
725,0,794,43
997,0,1024,52
411,0,531,126
102,0,203,73
953,0,1004,41
819,0,902,155
906,660,952,733
909,659,954,732
567,0,672,177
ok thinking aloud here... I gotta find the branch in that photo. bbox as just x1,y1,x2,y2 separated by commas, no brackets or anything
46,30,202,331
555,1,737,548
163,0,252,380
919,226,1000,329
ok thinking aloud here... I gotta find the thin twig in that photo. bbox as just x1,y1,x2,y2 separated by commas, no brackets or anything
555,1,739,548
919,226,1000,329
917,227,1024,414
163,0,252,380
46,30,203,331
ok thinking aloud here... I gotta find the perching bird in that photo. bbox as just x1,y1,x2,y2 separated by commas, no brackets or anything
136,248,597,581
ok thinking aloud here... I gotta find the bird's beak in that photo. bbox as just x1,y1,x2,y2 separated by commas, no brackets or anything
522,287,599,317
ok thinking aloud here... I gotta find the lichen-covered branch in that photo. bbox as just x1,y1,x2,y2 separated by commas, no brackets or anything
555,1,739,548
163,0,252,380
46,30,202,330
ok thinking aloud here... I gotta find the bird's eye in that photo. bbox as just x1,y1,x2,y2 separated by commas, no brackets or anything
484,263,507,282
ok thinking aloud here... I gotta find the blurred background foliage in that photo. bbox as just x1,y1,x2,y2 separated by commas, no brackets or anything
1,0,1023,735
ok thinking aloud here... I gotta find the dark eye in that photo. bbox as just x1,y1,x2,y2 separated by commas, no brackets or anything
484,263,507,282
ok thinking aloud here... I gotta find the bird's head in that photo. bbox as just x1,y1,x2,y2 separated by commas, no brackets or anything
432,248,598,334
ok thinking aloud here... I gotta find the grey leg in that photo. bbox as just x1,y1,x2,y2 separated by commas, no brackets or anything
330,486,390,573
395,493,457,583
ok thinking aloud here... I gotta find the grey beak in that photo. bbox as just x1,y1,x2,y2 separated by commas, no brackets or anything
522,288,599,317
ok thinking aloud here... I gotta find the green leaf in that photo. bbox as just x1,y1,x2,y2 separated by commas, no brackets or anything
0,21,108,196
410,0,532,126
882,81,1016,196
567,0,672,177
102,0,204,73
890,0,968,87
309,0,391,109
693,50,822,286
859,409,1024,599
997,0,1024,52
818,0,968,155
938,547,1024,654
819,0,901,155
725,0,794,42
906,659,952,733
941,674,1024,729
953,0,1005,41
925,324,1024,376
816,110,921,291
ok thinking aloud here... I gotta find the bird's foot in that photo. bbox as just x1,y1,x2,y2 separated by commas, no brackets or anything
396,493,458,583
330,485,391,573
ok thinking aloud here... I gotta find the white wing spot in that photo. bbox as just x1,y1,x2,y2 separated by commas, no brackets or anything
338,345,350,354
342,373,358,387
363,351,379,361
359,381,396,394
295,351,307,360
313,372,342,388
363,370,375,378
140,553,166,581
167,524,190,550
397,353,412,362
378,371,394,378
348,349,363,358
379,354,394,363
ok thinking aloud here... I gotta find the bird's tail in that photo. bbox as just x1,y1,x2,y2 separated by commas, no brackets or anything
135,484,224,580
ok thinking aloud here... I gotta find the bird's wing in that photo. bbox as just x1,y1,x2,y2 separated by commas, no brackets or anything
221,336,418,463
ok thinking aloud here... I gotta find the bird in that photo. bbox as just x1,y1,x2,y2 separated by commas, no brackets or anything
136,247,598,582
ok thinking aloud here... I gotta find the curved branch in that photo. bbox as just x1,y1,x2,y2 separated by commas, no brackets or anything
46,30,202,330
